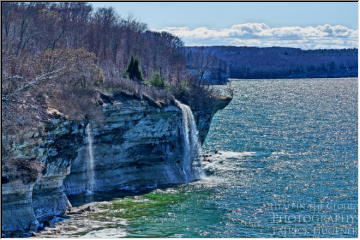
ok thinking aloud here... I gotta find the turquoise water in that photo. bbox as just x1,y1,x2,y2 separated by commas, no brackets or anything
124,78,358,238
43,78,358,238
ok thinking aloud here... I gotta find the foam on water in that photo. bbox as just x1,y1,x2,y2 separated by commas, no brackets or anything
216,151,257,158
82,228,127,238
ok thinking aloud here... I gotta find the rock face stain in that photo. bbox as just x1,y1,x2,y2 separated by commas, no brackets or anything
2,120,84,237
63,97,186,196
1,93,231,237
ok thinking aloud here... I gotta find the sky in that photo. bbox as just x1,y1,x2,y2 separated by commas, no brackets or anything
91,2,358,49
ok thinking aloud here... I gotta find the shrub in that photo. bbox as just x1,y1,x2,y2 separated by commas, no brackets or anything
147,72,167,89
102,76,173,105
2,48,105,129
179,80,189,94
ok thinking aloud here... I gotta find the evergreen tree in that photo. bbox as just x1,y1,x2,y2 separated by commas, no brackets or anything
126,56,143,82
147,72,166,88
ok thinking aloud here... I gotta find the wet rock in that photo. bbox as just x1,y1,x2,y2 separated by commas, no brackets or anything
68,204,95,214
64,96,187,195
63,225,78,231
2,120,83,236
2,92,232,236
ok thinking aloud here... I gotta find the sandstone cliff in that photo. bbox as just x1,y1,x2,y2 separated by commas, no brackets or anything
1,92,231,237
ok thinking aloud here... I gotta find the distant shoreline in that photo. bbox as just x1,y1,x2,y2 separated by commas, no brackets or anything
185,46,357,84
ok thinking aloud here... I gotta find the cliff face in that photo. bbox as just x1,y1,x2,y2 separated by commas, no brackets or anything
1,92,231,237
64,94,188,196
194,96,233,144
2,120,85,237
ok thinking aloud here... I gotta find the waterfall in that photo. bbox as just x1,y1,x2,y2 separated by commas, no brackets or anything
175,100,204,182
85,124,95,194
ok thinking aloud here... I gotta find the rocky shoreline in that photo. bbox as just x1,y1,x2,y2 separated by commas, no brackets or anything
2,91,231,237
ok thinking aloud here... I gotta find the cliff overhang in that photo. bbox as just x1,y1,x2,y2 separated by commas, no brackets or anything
1,91,231,237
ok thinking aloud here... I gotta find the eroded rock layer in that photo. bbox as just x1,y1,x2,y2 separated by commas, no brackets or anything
1,92,231,237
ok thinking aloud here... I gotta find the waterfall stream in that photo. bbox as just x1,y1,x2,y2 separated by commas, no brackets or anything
85,124,95,194
175,100,204,182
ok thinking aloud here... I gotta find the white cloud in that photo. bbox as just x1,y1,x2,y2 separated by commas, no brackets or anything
156,23,358,49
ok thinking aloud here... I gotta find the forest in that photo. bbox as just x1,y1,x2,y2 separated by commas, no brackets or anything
186,46,358,83
1,2,214,131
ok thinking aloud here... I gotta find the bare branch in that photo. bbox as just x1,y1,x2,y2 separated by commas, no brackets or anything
5,67,67,98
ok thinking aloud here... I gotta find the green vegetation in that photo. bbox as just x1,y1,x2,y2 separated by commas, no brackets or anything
147,72,167,89
179,80,189,95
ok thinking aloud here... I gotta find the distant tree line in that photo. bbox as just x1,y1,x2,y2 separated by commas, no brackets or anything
186,46,358,82
185,48,229,84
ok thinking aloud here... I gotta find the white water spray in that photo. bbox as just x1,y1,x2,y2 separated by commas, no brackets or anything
175,100,205,182
85,124,95,194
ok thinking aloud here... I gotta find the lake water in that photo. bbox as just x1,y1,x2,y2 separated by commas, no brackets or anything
39,78,357,238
